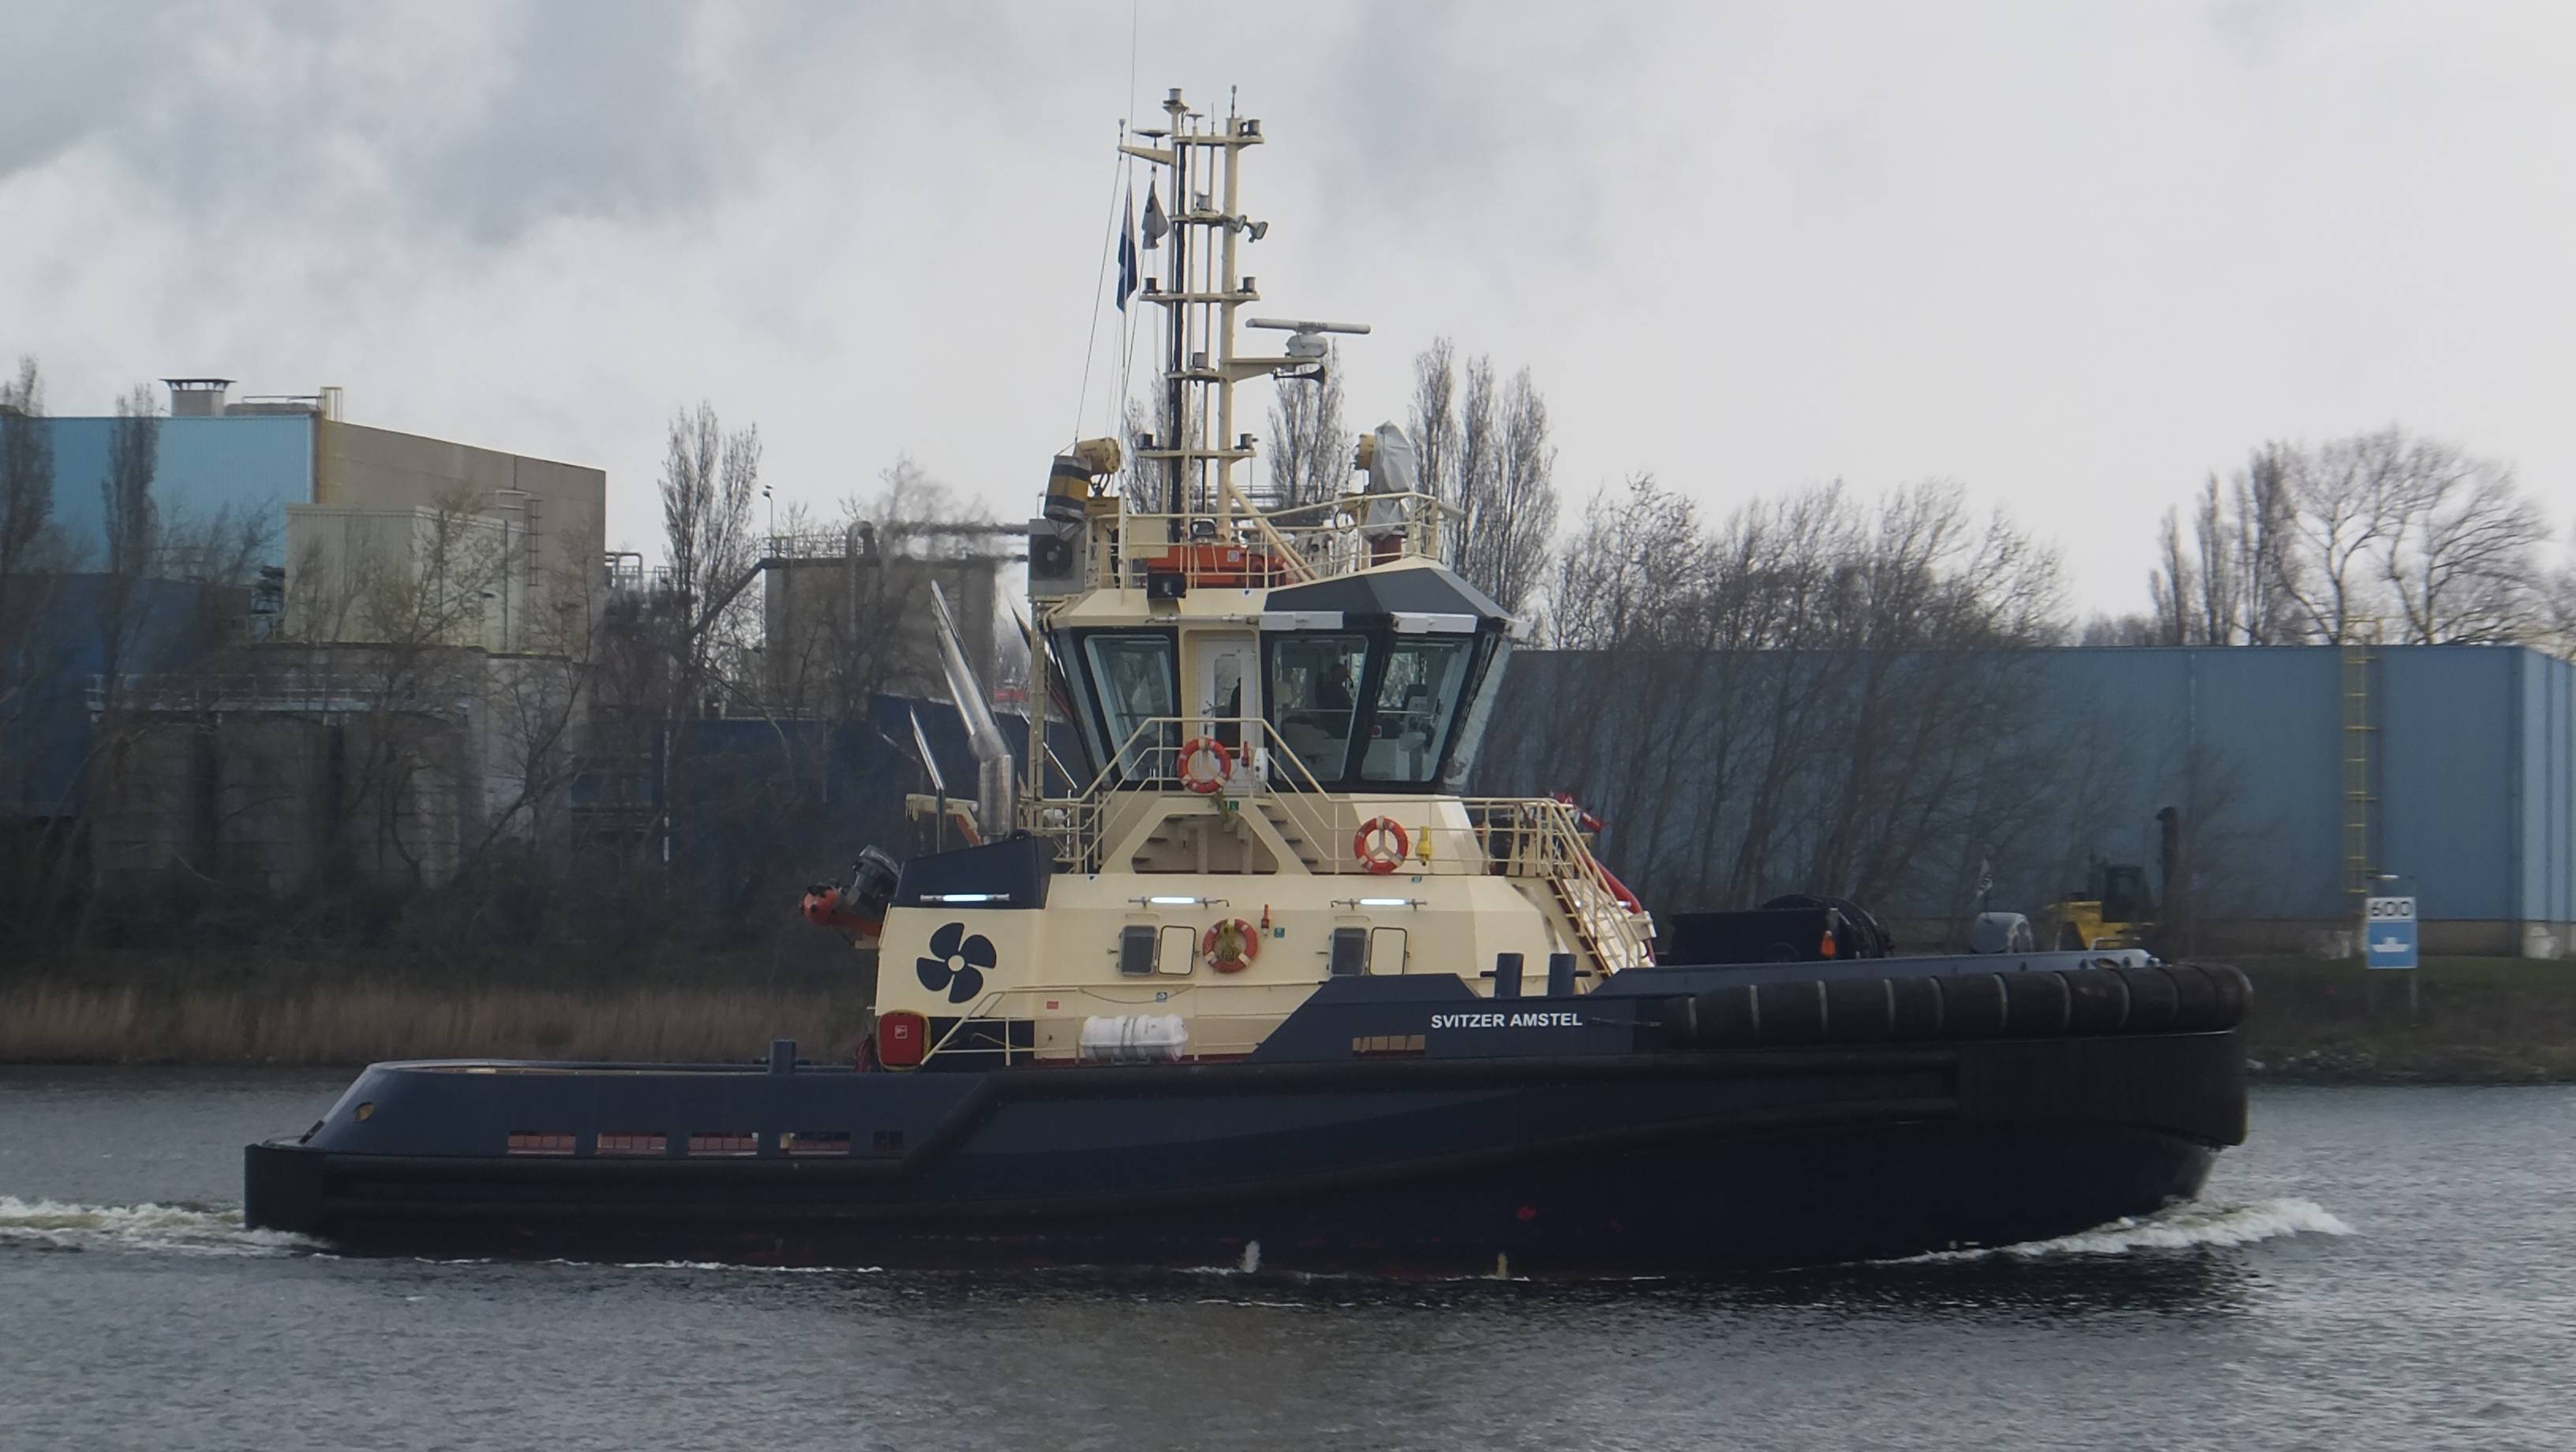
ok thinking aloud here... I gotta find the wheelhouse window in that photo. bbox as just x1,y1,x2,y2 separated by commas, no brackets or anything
1084,633,1178,777
1362,636,1476,784
1266,634,1369,780
1440,638,1511,792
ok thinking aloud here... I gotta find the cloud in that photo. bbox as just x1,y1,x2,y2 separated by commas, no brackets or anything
2,0,2570,615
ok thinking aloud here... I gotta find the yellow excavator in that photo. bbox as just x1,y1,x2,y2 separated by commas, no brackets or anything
2043,808,2181,952
2043,859,2158,950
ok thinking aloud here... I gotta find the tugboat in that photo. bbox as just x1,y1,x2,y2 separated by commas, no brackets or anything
245,89,2247,1274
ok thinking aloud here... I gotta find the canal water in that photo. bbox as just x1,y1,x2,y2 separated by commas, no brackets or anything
2,1071,2567,1450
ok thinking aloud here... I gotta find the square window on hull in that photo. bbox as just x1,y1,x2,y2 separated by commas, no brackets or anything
687,1132,758,1157
596,1132,667,1156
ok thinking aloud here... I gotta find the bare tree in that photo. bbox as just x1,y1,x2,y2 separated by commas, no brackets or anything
2373,440,2544,643
2148,505,2198,644
2135,428,2549,649
2233,447,2300,644
1449,356,1496,578
2080,612,2164,646
58,387,286,941
1407,337,1459,508
1444,360,1559,615
1517,475,2067,919
2277,430,2406,643
1485,370,1559,616
1263,344,1347,509
1,357,55,586
762,454,997,716
101,386,159,577
657,402,763,716
0,358,62,807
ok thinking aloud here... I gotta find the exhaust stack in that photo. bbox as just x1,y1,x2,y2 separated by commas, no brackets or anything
930,580,1014,840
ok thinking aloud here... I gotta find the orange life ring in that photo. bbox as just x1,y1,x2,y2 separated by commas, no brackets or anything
1354,817,1410,874
1202,918,1259,972
1178,735,1234,794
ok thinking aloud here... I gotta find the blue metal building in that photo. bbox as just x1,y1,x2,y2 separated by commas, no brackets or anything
1489,644,2576,956
38,414,313,568
2017,646,2575,952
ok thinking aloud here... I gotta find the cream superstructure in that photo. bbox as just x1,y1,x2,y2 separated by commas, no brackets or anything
867,90,1653,1066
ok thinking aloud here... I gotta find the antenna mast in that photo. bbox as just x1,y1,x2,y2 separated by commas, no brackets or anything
1120,88,1352,574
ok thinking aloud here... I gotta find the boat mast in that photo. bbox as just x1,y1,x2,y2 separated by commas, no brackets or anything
1121,88,1340,574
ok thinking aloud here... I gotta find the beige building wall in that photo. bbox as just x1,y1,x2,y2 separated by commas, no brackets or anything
286,504,526,653
314,420,606,650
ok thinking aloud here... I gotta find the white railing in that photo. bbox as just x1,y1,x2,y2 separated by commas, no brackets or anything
1022,714,1346,870
1085,490,1460,591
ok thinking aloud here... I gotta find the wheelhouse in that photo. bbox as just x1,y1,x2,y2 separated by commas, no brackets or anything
1050,563,1516,795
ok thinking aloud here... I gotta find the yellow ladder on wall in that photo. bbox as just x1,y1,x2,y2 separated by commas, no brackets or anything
2342,631,2379,909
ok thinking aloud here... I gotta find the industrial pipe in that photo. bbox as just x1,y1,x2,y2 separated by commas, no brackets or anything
930,581,1014,839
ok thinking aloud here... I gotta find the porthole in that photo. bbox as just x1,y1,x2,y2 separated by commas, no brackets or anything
353,1102,376,1121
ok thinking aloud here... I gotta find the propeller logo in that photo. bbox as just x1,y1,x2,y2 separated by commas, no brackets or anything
916,921,996,1004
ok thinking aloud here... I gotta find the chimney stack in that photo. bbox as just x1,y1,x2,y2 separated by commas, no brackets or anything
163,378,234,417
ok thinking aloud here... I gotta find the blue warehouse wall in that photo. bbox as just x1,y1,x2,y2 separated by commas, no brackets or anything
1491,644,2569,936
0,575,242,814
39,415,311,570
2377,647,2517,922
2511,650,2576,928
2033,648,2346,919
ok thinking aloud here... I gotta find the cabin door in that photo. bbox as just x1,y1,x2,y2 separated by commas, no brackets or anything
1196,635,1262,782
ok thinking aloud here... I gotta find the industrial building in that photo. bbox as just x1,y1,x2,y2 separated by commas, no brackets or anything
38,380,604,636
758,525,1011,709
1490,642,2576,957
1,380,606,893
2010,644,2576,956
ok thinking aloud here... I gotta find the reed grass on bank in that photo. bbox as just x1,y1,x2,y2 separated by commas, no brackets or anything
2237,956,2576,1081
11,952,2575,1076
0,986,863,1066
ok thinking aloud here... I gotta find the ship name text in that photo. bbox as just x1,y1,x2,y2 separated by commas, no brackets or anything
1428,1011,1585,1030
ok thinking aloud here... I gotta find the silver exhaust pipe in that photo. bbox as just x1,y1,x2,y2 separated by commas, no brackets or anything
929,580,1014,840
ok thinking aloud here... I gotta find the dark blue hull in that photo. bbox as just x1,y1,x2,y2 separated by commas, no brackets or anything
245,984,2245,1274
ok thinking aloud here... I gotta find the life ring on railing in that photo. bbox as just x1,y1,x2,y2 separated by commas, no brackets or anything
1354,817,1410,874
1178,736,1234,795
1203,918,1259,972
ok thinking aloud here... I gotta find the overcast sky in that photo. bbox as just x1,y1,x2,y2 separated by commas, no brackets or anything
5,1,2569,617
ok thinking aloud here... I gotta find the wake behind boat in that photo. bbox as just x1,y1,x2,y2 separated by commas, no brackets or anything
245,88,2247,1274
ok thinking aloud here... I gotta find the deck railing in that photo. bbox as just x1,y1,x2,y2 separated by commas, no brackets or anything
1085,490,1460,589
1026,718,1625,881
1024,714,1342,872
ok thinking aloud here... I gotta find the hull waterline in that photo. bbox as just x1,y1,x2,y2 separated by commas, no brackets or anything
247,1026,2241,1275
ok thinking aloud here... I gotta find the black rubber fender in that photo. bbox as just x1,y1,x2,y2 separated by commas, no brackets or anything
2111,964,2181,1031
1664,960,2250,1050
1942,973,2009,1040
1998,968,2073,1036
